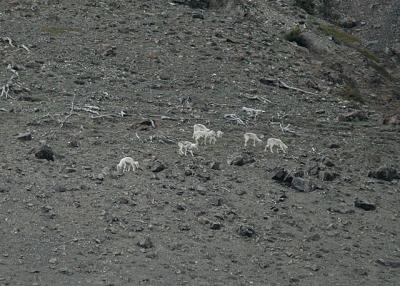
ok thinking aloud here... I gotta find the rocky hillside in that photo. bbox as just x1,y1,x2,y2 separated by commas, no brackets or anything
0,0,399,285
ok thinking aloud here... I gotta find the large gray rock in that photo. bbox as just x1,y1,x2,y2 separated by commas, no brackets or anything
297,32,335,54
368,166,399,181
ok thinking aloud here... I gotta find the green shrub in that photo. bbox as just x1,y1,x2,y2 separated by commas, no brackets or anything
318,23,360,46
284,26,305,46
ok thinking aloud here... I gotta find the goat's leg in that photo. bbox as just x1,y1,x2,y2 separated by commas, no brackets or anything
270,145,274,153
189,150,194,156
244,137,248,147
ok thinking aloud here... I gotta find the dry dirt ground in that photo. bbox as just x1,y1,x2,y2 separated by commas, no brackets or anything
0,1,399,285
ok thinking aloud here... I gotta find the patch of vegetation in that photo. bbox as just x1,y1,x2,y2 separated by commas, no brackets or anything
284,26,307,47
339,82,364,103
294,0,315,14
368,61,392,80
41,26,79,36
318,23,360,46
316,22,392,80
357,48,379,63
356,49,392,79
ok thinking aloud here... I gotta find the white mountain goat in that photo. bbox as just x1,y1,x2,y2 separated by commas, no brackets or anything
117,157,139,173
193,124,210,136
192,124,223,145
264,138,288,153
244,132,263,147
178,141,198,156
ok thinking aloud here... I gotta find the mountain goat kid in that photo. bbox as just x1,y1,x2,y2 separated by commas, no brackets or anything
178,141,198,156
244,132,263,147
264,138,288,153
192,124,223,145
117,157,139,173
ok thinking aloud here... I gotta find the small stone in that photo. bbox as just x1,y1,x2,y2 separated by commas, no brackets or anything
196,185,207,195
383,113,400,126
328,143,340,149
354,198,376,211
179,224,191,231
327,207,355,214
227,153,255,166
115,197,129,205
49,257,57,264
210,161,221,170
291,177,316,192
376,259,400,268
192,12,204,19
35,145,54,161
271,167,293,184
176,203,186,211
58,267,73,275
307,163,320,176
184,167,193,176
198,216,210,225
151,161,166,173
238,225,256,237
236,189,246,196
338,17,357,28
322,157,335,167
368,166,399,182
53,185,67,193
338,110,368,122
306,233,321,242
137,236,153,249
210,221,222,230
319,171,339,181
291,177,305,191
278,194,288,202
41,205,53,213
210,197,223,206
96,173,105,181
67,140,79,148
16,132,32,141
65,167,77,173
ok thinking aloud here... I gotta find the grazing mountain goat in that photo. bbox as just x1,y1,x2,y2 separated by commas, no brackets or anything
264,138,288,153
178,141,198,156
117,157,139,173
192,124,223,145
193,124,210,144
193,129,215,145
193,124,210,136
244,132,263,147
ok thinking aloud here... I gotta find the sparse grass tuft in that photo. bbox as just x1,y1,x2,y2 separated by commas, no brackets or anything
368,61,392,79
358,48,380,63
41,26,79,36
284,26,306,46
318,23,360,46
339,82,364,103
